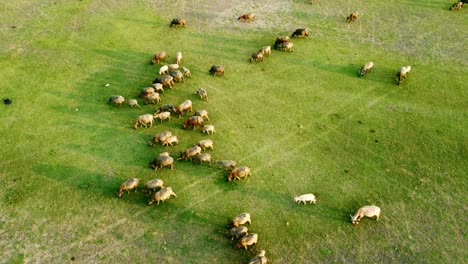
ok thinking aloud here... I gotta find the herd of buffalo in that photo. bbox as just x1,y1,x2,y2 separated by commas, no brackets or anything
106,3,464,261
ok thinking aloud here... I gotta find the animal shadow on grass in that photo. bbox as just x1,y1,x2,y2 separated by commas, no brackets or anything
305,61,397,85
121,17,162,27
33,163,124,199
318,204,352,224
93,49,152,65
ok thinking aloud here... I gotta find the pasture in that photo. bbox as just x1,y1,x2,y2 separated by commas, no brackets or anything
0,0,466,263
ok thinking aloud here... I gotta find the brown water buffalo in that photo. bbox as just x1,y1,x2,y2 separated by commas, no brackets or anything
237,233,258,250
128,99,140,108
396,66,411,85
250,51,264,63
153,75,174,89
359,61,374,77
450,1,464,10
274,36,290,49
229,226,248,240
259,46,271,56
140,87,155,98
151,51,167,64
143,179,164,194
209,65,225,76
196,88,208,101
143,92,161,105
109,95,125,107
194,109,209,121
170,70,184,82
291,28,309,38
182,116,204,130
178,146,202,161
176,51,182,65
228,166,251,182
149,131,172,146
133,114,154,129
248,250,267,264
277,42,294,52
117,178,140,198
170,18,186,27
148,187,177,205
150,152,174,171
346,11,359,23
351,205,381,224
238,13,255,22
175,100,192,118
228,212,251,228
155,104,176,114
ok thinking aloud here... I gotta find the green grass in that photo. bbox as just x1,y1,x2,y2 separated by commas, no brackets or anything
0,0,466,263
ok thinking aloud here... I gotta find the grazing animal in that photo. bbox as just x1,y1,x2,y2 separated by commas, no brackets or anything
170,18,186,27
359,61,374,77
117,178,140,198
181,67,192,78
216,160,236,170
176,52,182,65
238,13,255,22
133,114,154,129
228,166,251,182
154,111,171,123
237,233,258,250
151,83,164,93
144,92,161,104
396,66,412,85
202,125,216,134
109,95,125,107
148,187,177,205
183,115,204,129
197,139,214,150
250,51,264,63
178,146,202,161
159,65,169,75
277,42,294,52
150,152,174,171
155,104,176,114
196,88,208,101
259,46,271,56
153,75,174,89
229,226,248,240
291,28,309,38
151,51,167,64
194,109,209,121
248,250,268,264
209,65,225,77
229,212,251,227
351,205,381,224
347,11,359,23
128,99,140,108
175,100,193,118
274,36,290,49
141,87,155,98
450,1,464,10
143,179,164,194
294,194,317,204
170,70,184,82
168,64,179,70
149,131,172,146
196,153,212,166
161,135,178,146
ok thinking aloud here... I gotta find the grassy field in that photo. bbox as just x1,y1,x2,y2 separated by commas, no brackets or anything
0,0,466,263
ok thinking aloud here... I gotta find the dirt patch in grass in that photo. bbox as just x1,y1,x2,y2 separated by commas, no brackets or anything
185,0,295,32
